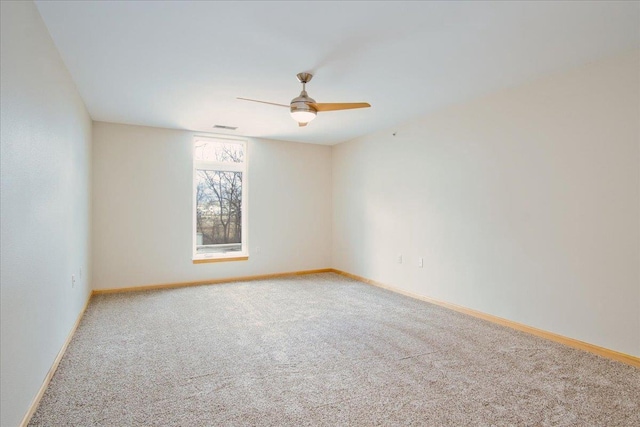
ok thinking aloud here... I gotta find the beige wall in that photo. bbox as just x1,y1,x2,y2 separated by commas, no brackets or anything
92,122,332,290
0,2,93,426
332,50,640,357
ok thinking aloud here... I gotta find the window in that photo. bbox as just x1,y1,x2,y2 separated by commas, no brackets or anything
193,136,247,262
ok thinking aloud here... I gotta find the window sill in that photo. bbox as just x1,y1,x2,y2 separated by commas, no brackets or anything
193,255,249,264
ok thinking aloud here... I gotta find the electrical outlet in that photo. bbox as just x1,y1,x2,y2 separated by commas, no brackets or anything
397,254,403,264
418,257,424,268
71,274,76,288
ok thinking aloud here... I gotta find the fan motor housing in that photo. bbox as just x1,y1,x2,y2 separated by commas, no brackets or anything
290,92,317,123
290,93,316,114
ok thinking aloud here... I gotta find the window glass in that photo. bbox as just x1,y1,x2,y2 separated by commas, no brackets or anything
193,137,247,260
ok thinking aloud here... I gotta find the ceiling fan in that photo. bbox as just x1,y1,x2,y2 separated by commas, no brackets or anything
237,72,371,127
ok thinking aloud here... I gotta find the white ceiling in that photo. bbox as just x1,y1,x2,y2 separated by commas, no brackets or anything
35,1,639,145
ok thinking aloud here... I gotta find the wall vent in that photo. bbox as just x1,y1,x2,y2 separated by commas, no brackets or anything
213,125,238,130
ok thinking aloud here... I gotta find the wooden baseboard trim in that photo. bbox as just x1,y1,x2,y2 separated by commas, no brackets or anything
330,269,640,368
92,268,334,294
19,293,93,427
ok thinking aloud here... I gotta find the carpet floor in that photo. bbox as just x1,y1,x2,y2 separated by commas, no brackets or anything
30,273,639,426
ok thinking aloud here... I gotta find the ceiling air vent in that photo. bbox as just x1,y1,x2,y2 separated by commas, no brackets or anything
213,125,238,130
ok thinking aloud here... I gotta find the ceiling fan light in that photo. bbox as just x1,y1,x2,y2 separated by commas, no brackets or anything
291,110,317,123
290,100,317,124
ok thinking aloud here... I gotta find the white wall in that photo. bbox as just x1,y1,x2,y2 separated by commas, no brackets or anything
333,50,640,357
0,2,93,426
92,122,332,290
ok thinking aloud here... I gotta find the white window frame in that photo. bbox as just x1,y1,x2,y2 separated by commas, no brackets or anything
192,135,248,263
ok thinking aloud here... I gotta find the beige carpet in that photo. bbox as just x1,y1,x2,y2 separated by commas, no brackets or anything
30,273,639,426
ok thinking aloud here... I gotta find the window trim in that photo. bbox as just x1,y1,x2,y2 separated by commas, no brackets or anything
192,135,248,262
193,255,249,264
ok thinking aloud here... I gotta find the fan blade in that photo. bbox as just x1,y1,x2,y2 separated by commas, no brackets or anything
298,122,308,127
237,98,289,108
309,102,371,112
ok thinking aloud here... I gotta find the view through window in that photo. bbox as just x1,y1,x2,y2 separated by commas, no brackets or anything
193,137,247,260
